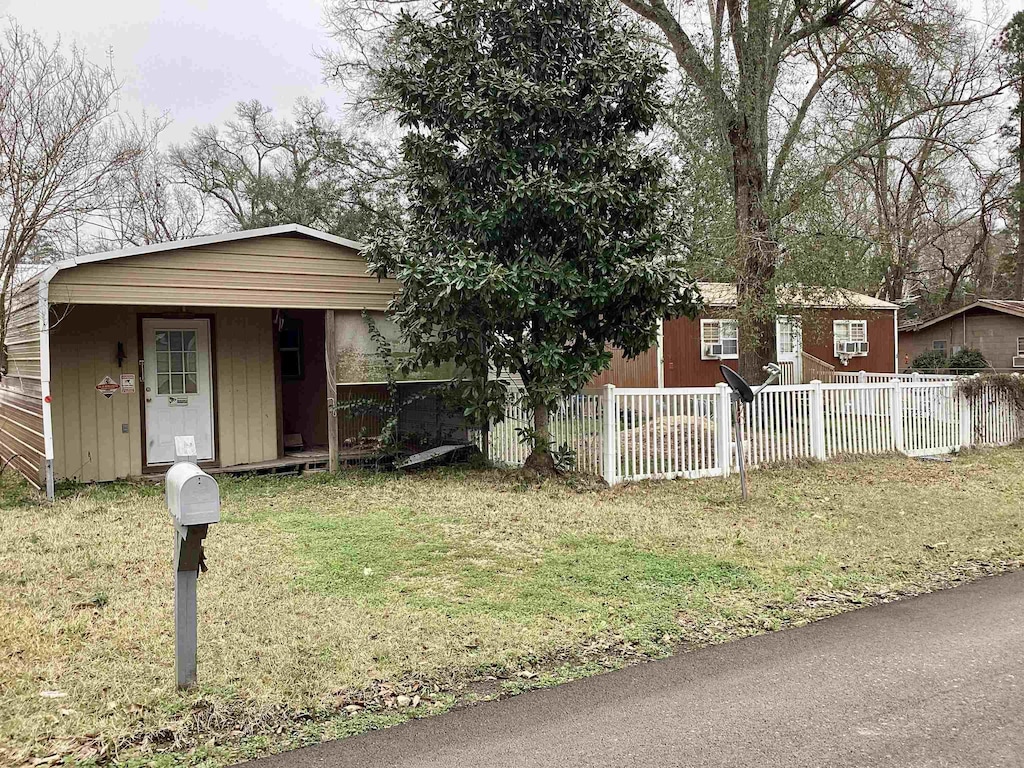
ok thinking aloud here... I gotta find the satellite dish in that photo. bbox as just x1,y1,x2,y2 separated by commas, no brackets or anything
719,365,754,403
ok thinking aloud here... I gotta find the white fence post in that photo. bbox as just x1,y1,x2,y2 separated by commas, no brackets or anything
890,378,905,454
810,379,826,460
715,382,732,477
958,382,972,450
602,384,618,486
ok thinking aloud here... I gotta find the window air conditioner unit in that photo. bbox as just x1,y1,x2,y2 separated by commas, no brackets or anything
837,341,868,356
707,343,724,358
1014,356,1024,369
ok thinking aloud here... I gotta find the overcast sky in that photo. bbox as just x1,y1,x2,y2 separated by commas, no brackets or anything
0,0,1019,149
0,0,344,146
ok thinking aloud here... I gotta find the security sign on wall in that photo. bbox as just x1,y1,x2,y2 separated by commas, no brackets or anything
120,373,137,394
96,375,121,399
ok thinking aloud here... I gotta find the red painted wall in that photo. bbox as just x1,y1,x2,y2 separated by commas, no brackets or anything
591,307,897,389
660,308,896,387
663,316,737,387
800,309,896,374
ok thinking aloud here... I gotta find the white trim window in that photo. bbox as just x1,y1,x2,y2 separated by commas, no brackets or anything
701,319,739,360
1017,337,1024,356
833,319,869,358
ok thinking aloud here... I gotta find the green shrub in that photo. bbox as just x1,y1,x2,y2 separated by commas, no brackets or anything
911,349,948,373
948,347,988,374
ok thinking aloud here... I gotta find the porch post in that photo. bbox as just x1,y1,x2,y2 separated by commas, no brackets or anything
325,310,338,472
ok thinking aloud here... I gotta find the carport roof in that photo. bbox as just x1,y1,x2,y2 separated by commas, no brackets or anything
41,223,364,280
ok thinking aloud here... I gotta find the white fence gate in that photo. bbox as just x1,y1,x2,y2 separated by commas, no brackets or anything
475,376,1022,485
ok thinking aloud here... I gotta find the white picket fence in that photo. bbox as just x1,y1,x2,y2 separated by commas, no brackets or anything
833,371,960,384
474,376,1022,485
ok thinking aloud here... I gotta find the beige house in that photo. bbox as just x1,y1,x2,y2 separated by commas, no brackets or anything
898,299,1024,371
0,224,406,498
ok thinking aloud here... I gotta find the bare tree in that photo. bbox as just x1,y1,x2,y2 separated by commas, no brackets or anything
0,23,141,355
829,19,1006,309
89,116,207,250
168,98,397,238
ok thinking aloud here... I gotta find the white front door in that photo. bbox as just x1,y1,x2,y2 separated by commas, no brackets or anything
142,318,215,465
776,316,803,384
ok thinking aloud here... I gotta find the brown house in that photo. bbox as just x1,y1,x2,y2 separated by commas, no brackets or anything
898,300,1024,371
0,224,427,497
593,283,899,388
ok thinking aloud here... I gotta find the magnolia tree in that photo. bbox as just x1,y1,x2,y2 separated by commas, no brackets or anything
365,0,701,471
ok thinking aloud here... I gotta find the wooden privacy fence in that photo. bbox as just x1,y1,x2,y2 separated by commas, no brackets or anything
474,377,1022,485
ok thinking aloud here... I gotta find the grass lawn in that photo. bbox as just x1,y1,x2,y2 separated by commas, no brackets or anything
2,448,1023,767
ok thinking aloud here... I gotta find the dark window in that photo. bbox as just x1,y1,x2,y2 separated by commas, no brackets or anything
932,340,946,354
280,320,303,380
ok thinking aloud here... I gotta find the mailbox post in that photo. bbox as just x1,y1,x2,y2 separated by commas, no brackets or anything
165,441,219,690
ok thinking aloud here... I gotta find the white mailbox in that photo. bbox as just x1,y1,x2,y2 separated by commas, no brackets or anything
165,462,221,526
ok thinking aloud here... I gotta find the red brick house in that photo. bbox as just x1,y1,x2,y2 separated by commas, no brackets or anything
593,283,899,388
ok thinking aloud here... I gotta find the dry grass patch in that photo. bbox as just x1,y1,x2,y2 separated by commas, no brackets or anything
1,448,1023,767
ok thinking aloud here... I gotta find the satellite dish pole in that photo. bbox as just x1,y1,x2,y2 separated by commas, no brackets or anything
719,363,782,501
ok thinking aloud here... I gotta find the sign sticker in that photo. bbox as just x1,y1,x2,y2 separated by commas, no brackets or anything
95,376,120,399
120,373,136,394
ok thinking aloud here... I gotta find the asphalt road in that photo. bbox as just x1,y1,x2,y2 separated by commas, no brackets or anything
248,571,1024,768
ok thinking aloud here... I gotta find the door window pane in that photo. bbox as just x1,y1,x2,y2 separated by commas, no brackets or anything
154,329,200,395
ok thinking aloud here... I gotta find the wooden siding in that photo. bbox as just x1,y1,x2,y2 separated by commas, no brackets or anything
0,282,45,487
663,316,738,387
658,308,897,388
215,308,278,467
49,305,277,482
48,234,399,310
591,346,659,388
50,305,141,482
801,309,896,375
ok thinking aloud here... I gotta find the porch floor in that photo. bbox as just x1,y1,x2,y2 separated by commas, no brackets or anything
207,445,384,477
208,449,332,477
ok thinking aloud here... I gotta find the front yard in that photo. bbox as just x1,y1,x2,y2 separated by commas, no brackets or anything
2,449,1023,767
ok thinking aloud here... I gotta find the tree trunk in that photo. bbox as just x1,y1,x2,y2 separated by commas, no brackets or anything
523,399,556,474
1016,105,1024,301
0,265,12,371
730,123,777,383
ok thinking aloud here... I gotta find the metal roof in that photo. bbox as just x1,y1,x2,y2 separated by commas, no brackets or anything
900,299,1024,332
697,282,898,311
42,223,364,279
